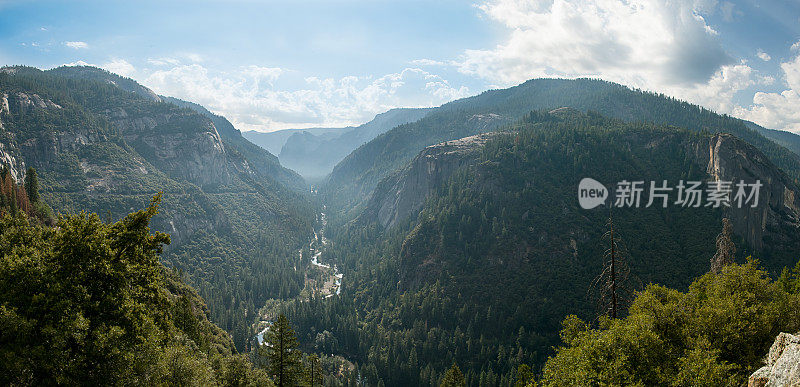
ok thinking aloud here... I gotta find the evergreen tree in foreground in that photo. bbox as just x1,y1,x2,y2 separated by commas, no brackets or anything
305,353,323,387
261,314,302,386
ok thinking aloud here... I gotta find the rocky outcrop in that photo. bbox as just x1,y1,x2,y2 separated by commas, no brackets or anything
360,132,500,229
0,142,25,181
13,92,62,113
104,107,232,188
749,332,800,386
689,134,800,251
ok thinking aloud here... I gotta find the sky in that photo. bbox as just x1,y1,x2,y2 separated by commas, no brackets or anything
0,0,799,133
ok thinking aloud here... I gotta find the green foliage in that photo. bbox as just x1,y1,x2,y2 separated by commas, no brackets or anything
260,314,303,386
24,167,39,203
539,260,800,386
325,78,800,218
440,364,466,387
514,364,533,387
305,353,324,387
0,195,272,385
296,112,737,385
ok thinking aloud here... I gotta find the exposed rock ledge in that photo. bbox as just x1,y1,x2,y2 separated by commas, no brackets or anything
749,332,800,386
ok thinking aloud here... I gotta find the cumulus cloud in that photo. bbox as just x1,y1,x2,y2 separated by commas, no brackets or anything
62,59,136,78
143,64,470,131
63,41,88,49
447,0,800,131
458,0,732,89
102,58,136,77
735,47,800,133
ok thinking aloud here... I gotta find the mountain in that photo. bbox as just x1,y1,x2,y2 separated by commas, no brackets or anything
161,95,306,191
276,108,431,180
241,108,431,180
323,78,800,220
0,65,315,349
286,110,800,386
244,127,346,155
744,120,800,157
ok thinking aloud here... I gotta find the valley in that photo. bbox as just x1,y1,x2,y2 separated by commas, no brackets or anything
3,64,800,386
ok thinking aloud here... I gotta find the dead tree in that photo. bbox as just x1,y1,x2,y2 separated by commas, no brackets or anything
590,210,637,319
710,218,736,273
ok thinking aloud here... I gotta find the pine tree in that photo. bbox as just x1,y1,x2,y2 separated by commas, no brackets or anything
440,363,466,387
24,167,39,203
514,364,533,387
260,314,302,386
710,218,736,273
305,353,323,387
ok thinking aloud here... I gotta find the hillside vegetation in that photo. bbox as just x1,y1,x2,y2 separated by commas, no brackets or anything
0,66,315,349
287,110,800,385
324,79,800,220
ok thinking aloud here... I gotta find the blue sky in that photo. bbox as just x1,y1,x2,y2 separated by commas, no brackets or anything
1,0,799,133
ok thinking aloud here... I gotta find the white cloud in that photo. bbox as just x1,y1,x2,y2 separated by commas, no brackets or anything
446,0,800,131
63,60,92,67
63,41,88,49
147,57,181,66
184,53,203,63
458,0,732,89
102,58,136,78
719,1,738,22
143,64,470,131
735,47,800,133
410,59,452,67
61,59,136,78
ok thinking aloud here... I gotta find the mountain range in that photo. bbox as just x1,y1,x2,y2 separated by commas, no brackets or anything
244,108,431,180
3,65,800,385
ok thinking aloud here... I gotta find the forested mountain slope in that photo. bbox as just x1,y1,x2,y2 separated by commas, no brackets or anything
291,111,800,386
744,120,800,157
0,65,315,349
324,78,800,219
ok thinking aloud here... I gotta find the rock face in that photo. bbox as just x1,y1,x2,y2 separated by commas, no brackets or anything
108,107,232,188
360,132,499,229
361,129,800,276
689,134,800,251
0,65,307,252
749,332,800,387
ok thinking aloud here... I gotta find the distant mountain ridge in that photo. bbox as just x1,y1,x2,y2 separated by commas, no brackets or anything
323,78,800,219
244,127,348,156
242,108,431,180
